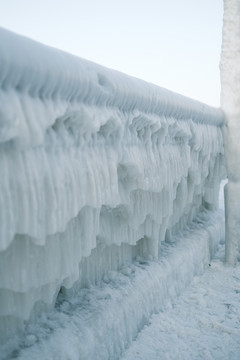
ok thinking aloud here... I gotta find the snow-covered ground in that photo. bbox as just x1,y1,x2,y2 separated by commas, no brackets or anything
122,244,240,360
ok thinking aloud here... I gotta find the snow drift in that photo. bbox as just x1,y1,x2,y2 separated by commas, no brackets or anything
0,28,225,342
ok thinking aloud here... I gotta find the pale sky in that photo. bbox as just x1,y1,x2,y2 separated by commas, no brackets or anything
0,0,223,107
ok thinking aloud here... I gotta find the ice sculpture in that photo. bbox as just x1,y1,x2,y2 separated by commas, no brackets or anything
221,0,240,265
0,27,225,341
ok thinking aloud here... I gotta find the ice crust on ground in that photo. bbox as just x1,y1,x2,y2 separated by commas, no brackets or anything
122,242,240,360
0,27,225,342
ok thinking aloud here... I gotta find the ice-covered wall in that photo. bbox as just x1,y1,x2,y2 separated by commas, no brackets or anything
221,0,240,265
0,28,225,341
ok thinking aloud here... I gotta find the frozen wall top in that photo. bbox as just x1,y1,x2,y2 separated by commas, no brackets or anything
0,27,224,149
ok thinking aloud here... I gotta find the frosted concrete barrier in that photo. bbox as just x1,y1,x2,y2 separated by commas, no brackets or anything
0,28,225,342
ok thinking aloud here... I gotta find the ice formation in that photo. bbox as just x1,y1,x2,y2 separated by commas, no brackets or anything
2,210,224,360
0,27,225,342
221,0,240,265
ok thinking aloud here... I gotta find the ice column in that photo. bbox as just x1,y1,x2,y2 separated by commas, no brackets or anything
221,0,240,264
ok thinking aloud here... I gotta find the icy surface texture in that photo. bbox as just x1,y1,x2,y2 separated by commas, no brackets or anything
0,28,225,340
221,0,240,264
1,210,224,360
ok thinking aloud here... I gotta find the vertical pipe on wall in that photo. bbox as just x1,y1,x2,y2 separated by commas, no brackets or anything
220,0,240,264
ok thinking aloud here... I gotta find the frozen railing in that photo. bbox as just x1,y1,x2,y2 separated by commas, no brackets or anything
0,28,225,341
